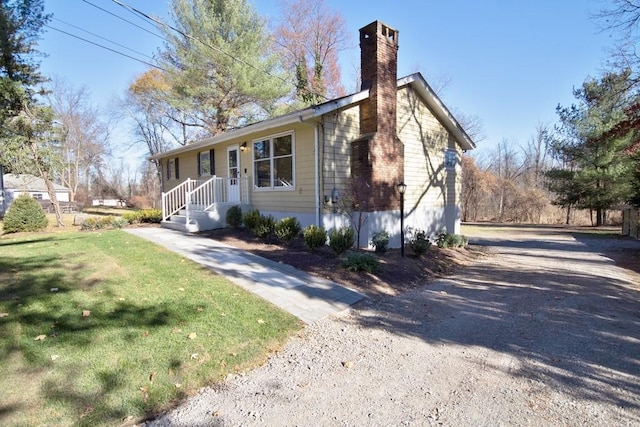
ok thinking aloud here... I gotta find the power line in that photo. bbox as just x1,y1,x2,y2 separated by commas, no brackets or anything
111,0,296,88
53,17,155,62
82,0,164,41
45,24,165,71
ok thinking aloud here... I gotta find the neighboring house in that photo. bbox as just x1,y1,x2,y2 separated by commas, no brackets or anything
153,21,475,248
0,173,71,216
92,199,127,207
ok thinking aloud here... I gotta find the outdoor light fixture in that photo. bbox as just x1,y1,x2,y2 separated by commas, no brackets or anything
241,141,247,152
397,182,407,195
397,182,406,257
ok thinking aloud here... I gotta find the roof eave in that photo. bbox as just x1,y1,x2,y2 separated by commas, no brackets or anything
149,90,371,160
399,73,476,151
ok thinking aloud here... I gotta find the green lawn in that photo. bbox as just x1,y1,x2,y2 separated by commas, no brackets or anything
0,229,301,426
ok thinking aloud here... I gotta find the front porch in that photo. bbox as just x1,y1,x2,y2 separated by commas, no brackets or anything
161,176,250,232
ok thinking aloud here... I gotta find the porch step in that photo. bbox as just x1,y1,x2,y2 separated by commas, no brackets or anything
161,215,199,233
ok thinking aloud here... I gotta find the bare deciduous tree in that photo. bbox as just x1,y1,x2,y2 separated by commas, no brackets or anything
274,0,350,104
47,78,110,203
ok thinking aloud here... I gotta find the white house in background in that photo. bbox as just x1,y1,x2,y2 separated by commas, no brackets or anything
0,173,71,216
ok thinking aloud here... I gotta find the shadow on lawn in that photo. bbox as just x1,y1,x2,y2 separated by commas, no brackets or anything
0,251,180,424
353,227,640,419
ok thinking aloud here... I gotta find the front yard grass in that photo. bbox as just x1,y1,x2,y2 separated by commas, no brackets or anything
0,229,301,426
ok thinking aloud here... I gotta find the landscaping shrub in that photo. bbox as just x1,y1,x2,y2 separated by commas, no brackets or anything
121,209,162,224
409,229,431,256
328,226,355,256
275,216,302,242
303,225,327,251
2,194,48,233
370,230,390,253
110,217,130,229
122,212,139,223
138,208,162,223
242,209,261,232
252,214,276,239
436,230,468,248
80,216,130,231
226,205,243,229
342,252,380,273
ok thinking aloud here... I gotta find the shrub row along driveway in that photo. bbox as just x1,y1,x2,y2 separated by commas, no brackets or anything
147,225,640,426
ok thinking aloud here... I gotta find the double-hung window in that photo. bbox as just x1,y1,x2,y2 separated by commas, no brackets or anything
253,133,294,190
198,150,215,177
167,158,179,180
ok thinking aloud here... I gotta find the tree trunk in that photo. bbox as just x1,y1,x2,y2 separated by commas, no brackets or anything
42,170,64,227
596,208,603,227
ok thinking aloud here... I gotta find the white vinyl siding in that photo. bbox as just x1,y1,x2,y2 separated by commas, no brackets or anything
320,105,361,212
397,85,460,211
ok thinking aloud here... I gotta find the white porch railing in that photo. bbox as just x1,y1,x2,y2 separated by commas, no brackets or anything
162,176,250,223
161,178,205,221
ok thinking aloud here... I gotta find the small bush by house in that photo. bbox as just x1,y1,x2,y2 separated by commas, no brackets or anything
275,217,302,242
409,229,431,256
303,225,327,251
371,230,390,253
226,205,243,229
329,226,355,256
252,214,276,239
436,231,468,248
342,252,380,273
122,208,162,224
2,194,48,233
242,209,261,233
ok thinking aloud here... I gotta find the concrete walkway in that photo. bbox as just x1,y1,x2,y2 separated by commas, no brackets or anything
124,227,365,324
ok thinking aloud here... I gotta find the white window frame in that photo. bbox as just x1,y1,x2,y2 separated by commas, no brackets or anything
167,158,179,180
252,131,295,191
199,151,211,176
167,159,175,180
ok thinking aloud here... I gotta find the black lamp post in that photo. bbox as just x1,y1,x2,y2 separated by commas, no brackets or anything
397,182,407,257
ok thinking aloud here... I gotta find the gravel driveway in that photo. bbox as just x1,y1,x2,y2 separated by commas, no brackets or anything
146,225,640,426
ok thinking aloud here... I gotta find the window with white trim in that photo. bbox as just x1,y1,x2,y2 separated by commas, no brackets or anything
253,133,294,189
167,158,179,180
199,150,212,176
32,193,43,200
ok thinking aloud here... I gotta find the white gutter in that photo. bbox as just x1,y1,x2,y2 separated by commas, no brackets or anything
149,90,370,161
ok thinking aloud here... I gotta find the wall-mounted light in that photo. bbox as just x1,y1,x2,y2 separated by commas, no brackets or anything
241,142,247,152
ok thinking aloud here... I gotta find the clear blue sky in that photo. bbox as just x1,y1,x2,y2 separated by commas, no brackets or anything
39,0,614,164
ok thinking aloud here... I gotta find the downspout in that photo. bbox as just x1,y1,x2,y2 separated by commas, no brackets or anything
314,123,321,226
299,115,322,227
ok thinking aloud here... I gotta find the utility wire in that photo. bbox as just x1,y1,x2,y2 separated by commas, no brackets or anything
82,0,164,41
111,0,295,88
45,24,166,71
53,17,156,61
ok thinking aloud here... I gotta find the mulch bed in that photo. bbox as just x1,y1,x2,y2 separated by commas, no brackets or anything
200,228,485,300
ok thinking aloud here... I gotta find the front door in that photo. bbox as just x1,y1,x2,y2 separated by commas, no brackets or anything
227,145,240,202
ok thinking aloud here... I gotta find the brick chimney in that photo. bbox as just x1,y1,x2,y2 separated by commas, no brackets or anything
352,21,404,211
